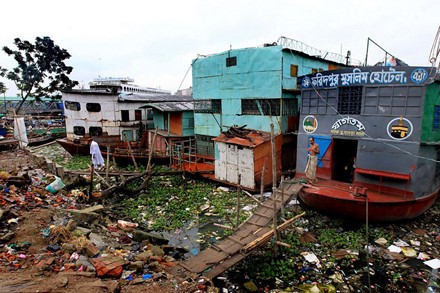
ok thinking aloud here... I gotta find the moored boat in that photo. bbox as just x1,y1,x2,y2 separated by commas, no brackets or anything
296,65,440,221
297,177,439,221
58,77,191,161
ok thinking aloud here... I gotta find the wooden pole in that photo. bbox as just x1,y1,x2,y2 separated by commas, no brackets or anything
106,145,110,180
242,190,262,206
147,128,158,172
270,123,278,248
241,212,305,253
89,164,94,196
126,140,138,172
236,175,241,228
112,156,124,181
89,165,111,188
280,175,285,217
213,223,234,230
260,160,266,202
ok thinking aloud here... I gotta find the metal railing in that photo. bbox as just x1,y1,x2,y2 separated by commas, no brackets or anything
277,36,362,66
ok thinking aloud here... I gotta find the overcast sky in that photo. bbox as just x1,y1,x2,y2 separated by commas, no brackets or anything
0,0,438,96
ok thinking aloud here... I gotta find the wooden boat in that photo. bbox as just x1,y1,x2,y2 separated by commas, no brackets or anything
0,138,19,150
297,177,439,221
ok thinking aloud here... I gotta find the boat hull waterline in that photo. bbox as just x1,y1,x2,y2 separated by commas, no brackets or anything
298,182,439,222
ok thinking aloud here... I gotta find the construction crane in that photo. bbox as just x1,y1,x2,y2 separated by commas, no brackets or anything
429,26,440,69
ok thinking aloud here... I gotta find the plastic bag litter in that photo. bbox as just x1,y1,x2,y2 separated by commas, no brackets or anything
46,176,65,194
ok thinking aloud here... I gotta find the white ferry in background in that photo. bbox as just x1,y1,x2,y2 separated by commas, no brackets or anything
89,77,171,95
57,77,190,158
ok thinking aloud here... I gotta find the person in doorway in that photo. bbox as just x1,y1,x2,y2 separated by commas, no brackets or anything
90,140,105,169
305,136,320,184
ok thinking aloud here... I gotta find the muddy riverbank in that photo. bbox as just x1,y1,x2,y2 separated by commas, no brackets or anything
0,147,439,292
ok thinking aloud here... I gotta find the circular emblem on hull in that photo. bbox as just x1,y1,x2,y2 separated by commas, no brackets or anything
303,115,318,133
387,117,413,140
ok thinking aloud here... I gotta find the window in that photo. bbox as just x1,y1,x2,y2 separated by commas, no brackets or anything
188,118,194,128
73,126,85,135
226,56,237,67
65,101,81,111
122,130,134,141
433,105,440,131
194,99,222,113
312,68,318,74
328,64,340,71
196,134,215,157
89,126,102,136
282,98,299,116
86,103,101,112
338,86,362,115
242,99,281,116
290,65,298,77
135,110,142,121
121,110,130,122
164,113,168,131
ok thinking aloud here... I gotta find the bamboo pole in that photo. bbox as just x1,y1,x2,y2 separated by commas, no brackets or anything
242,190,262,206
88,165,111,188
126,140,138,172
260,161,266,202
147,128,158,172
280,175,285,217
236,175,241,228
89,164,94,197
270,124,278,248
112,156,124,181
275,241,291,248
106,145,110,180
213,223,234,230
241,212,305,253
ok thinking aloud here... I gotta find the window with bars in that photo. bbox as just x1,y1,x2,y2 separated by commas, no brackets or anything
242,99,281,116
194,99,222,113
338,86,362,115
196,134,215,157
282,98,299,116
433,105,440,131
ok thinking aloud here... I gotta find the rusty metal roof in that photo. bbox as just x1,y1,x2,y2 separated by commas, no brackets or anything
213,127,271,148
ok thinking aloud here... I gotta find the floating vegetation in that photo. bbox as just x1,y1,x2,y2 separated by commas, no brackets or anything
119,171,255,231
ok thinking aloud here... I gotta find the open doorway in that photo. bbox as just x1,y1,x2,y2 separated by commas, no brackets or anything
332,138,358,183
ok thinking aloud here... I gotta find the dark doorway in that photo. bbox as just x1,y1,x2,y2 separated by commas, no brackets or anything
332,139,358,183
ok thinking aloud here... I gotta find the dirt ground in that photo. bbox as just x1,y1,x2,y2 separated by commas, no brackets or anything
0,149,178,293
1,148,439,293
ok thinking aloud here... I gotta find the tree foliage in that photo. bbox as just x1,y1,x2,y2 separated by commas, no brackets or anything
0,82,6,95
0,36,78,113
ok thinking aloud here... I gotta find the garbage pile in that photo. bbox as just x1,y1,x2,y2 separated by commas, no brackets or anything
224,203,440,292
0,166,216,292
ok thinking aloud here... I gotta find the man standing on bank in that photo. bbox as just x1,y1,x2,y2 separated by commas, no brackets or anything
305,136,320,184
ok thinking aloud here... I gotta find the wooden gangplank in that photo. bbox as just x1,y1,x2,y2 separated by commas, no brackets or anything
172,180,303,279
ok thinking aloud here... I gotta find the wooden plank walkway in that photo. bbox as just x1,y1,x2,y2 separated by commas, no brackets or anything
171,179,303,279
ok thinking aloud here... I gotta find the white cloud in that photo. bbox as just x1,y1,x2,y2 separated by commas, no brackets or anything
0,0,438,95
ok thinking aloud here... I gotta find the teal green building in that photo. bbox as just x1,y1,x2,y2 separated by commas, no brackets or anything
191,38,348,184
